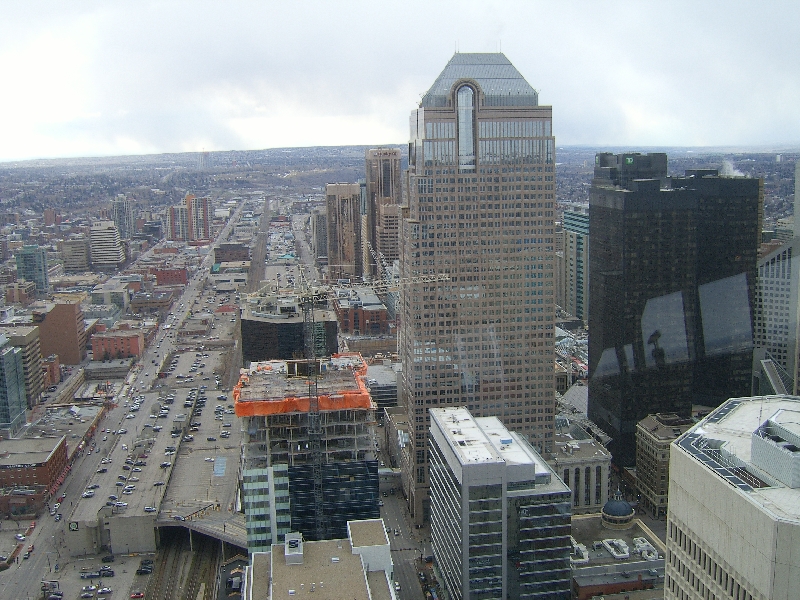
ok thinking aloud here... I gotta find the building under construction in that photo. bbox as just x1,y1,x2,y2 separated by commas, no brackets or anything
234,353,379,550
239,290,338,365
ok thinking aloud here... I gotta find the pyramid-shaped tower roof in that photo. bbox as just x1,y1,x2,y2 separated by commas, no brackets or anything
421,52,538,108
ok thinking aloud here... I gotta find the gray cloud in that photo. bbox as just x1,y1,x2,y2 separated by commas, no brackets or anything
1,0,799,161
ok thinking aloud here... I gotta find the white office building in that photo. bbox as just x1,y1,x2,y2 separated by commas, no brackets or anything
428,407,571,600
666,395,800,600
90,221,125,270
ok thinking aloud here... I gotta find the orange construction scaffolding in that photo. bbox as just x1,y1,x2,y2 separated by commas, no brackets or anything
233,353,372,417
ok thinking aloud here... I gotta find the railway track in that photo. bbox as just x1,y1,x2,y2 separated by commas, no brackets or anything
143,529,191,600
182,536,219,600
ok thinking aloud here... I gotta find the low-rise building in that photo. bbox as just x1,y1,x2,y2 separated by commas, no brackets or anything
91,328,145,361
242,519,394,600
5,281,38,306
0,436,68,491
215,243,250,263
636,413,694,518
331,287,390,335
548,417,612,515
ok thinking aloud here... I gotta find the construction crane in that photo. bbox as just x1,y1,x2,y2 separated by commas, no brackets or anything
365,241,393,285
246,269,448,540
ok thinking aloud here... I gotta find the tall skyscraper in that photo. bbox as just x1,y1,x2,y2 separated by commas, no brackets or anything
111,194,135,240
752,162,800,394
325,183,363,282
4,326,44,410
399,53,556,523
187,194,212,241
365,148,402,276
587,153,763,466
15,245,49,296
562,204,589,322
166,193,211,241
310,208,328,267
61,237,91,273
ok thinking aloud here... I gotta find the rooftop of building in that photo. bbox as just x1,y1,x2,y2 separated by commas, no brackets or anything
332,287,386,311
25,404,102,450
2,325,39,339
421,52,539,108
0,436,65,466
430,406,553,478
677,395,800,523
267,538,374,600
570,513,666,571
240,288,337,324
234,353,374,417
552,425,611,463
365,363,398,387
637,413,694,442
348,519,389,548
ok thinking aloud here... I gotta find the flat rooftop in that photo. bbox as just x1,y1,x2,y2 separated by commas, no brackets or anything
431,406,548,471
678,395,800,523
552,430,612,462
270,539,370,599
348,518,389,548
571,515,666,568
0,436,64,466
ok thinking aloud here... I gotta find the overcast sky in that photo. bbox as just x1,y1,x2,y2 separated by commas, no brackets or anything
1,1,798,162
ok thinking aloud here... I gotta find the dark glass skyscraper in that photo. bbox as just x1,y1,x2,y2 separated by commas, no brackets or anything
587,153,763,466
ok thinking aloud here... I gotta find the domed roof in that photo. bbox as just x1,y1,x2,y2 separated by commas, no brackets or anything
602,488,634,518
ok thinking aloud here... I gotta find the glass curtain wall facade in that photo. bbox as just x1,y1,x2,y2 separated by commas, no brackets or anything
587,154,763,466
0,335,27,436
428,408,571,600
400,53,557,524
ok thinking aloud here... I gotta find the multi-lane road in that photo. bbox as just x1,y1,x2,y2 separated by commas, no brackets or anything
0,202,248,600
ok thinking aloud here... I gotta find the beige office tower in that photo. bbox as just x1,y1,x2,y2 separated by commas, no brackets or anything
365,148,402,277
667,395,800,600
399,53,557,524
325,183,363,282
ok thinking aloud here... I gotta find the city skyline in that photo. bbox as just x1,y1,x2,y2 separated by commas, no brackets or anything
1,1,799,162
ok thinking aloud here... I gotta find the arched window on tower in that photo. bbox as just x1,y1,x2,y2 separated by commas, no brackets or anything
457,85,475,173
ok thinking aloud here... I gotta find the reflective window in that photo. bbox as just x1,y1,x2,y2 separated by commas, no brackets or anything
457,86,475,172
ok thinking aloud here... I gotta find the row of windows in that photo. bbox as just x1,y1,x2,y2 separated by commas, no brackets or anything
423,120,553,140
667,521,755,600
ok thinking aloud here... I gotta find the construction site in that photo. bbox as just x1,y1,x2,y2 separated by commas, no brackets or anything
234,352,380,550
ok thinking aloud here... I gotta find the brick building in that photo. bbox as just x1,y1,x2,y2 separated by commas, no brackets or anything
152,268,189,286
5,281,37,306
0,437,69,515
91,328,145,361
331,287,390,335
32,300,87,365
42,354,61,388
215,243,250,263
